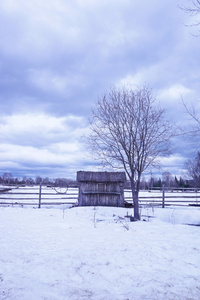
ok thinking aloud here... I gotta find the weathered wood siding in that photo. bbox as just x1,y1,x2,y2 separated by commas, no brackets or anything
77,171,126,207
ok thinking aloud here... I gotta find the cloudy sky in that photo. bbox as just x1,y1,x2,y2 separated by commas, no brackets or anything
0,0,199,180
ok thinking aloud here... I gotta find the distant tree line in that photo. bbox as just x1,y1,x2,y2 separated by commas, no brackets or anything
0,169,198,189
0,173,77,187
126,171,195,190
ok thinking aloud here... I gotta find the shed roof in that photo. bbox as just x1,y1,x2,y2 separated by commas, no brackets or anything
77,171,126,183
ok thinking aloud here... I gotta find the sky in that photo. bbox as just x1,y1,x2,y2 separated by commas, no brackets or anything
0,0,200,180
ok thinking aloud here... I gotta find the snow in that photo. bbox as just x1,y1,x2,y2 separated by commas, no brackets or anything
0,205,200,300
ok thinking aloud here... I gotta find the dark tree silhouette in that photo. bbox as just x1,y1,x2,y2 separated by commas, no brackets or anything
87,86,174,220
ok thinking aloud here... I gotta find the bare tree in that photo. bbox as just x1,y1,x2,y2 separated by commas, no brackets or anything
87,86,174,220
182,0,200,14
181,98,200,147
2,172,13,184
180,0,200,35
162,171,173,187
185,152,200,187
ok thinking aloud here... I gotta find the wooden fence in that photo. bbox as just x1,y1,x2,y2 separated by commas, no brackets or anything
0,185,200,208
0,185,78,207
125,188,200,207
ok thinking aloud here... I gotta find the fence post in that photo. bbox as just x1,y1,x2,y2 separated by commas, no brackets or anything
38,184,42,208
162,184,165,208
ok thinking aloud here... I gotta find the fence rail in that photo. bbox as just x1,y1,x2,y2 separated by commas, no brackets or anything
0,185,200,208
125,188,200,207
0,185,78,207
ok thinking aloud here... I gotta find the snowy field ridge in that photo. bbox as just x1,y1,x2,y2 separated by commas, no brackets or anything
0,205,200,300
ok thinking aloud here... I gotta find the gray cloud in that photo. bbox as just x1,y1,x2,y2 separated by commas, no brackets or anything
0,0,199,178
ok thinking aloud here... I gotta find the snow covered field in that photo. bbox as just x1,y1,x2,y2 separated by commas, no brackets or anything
0,205,200,300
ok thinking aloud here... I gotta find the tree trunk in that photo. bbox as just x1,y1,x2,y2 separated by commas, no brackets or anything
130,179,140,220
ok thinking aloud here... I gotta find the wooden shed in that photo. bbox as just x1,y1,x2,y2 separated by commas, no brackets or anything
77,171,126,207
